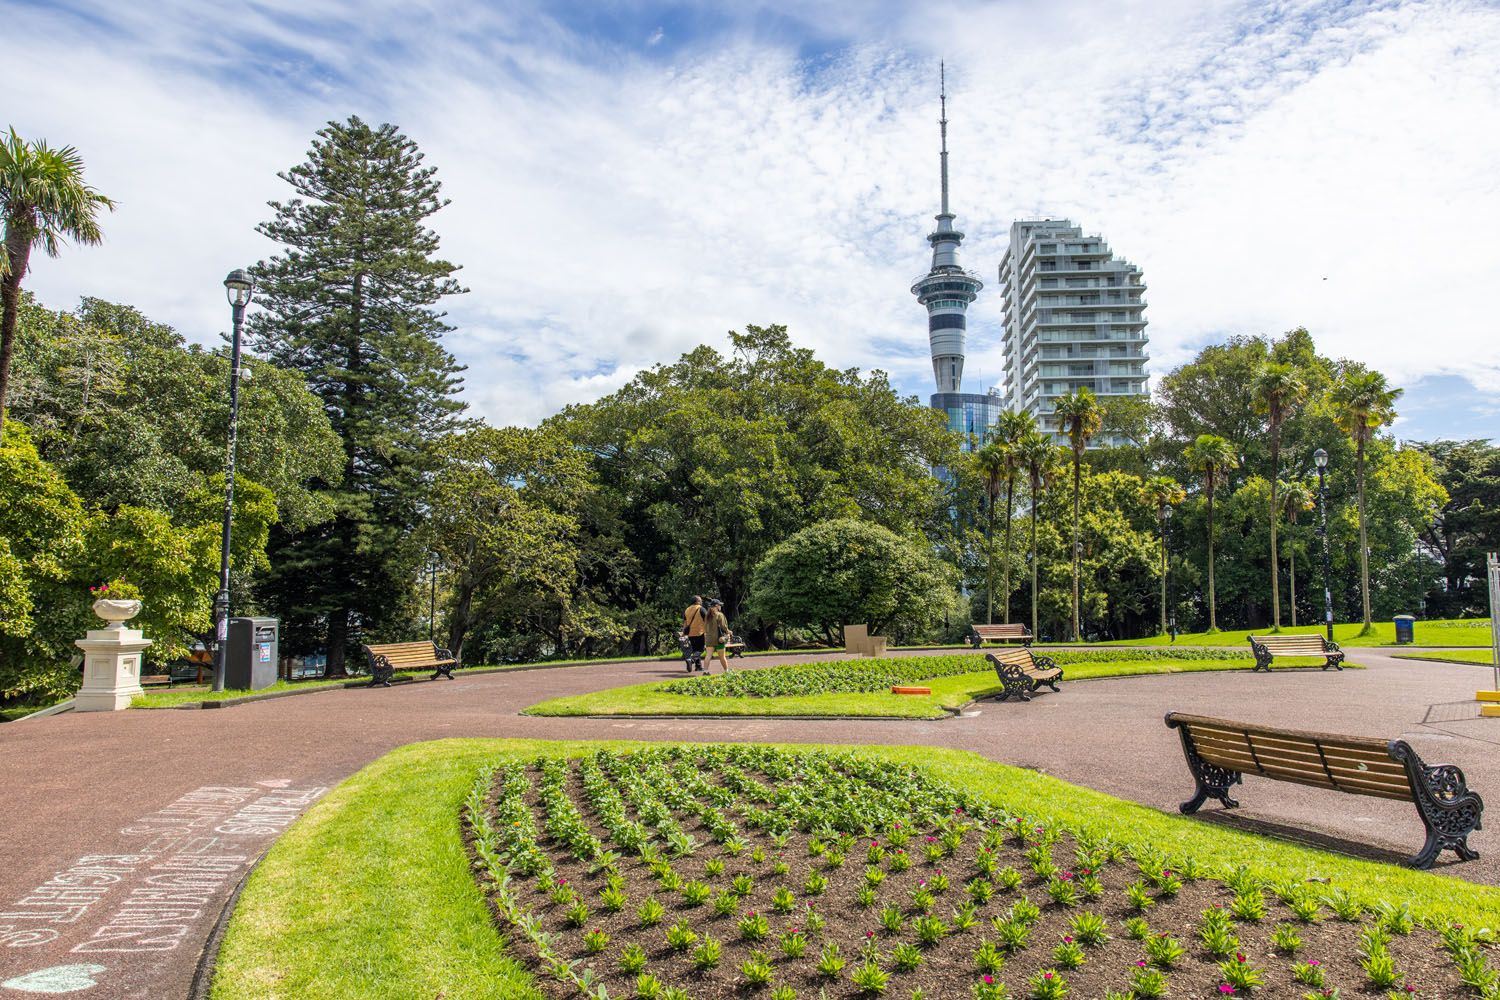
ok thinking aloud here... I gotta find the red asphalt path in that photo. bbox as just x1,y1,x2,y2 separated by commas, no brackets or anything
0,647,1496,997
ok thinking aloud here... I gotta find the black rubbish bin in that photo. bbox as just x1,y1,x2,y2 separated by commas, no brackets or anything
1393,614,1415,645
225,617,279,689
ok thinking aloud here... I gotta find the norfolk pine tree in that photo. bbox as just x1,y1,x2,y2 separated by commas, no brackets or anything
248,117,467,674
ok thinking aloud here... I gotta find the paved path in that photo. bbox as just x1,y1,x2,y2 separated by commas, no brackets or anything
0,647,1494,998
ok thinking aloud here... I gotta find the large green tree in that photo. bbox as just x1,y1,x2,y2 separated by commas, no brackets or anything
994,409,1035,624
974,440,1007,625
1183,434,1239,631
0,130,114,439
750,518,956,643
426,425,594,661
1329,368,1402,632
248,117,467,673
1417,440,1500,617
1051,388,1104,641
1253,362,1307,629
552,325,954,650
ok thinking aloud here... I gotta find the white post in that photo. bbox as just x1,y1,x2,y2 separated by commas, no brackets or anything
74,599,153,712
1488,553,1500,693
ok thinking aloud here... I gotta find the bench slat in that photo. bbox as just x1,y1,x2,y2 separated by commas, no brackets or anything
1187,728,1401,771
1192,747,1412,796
1189,737,1408,784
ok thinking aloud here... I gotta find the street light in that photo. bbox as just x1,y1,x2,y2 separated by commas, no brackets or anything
212,269,253,692
1314,448,1334,644
425,554,441,644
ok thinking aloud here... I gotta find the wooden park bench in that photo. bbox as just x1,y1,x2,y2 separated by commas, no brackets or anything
1165,712,1484,869
140,674,172,687
1247,633,1344,672
363,640,458,688
985,649,1063,702
969,623,1033,648
725,639,746,659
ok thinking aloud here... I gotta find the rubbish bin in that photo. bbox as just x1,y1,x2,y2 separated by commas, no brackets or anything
225,617,279,690
1393,614,1415,645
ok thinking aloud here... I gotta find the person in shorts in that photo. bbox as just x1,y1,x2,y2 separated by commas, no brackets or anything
703,598,732,673
682,595,706,671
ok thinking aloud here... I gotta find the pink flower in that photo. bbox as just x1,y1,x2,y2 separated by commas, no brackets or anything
1235,952,1246,963
1308,960,1321,967
1135,960,1147,967
983,975,994,985
1063,936,1073,943
1043,972,1054,980
1218,986,1234,995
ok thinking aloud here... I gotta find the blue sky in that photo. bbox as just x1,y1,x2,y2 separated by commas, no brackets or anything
9,0,1499,442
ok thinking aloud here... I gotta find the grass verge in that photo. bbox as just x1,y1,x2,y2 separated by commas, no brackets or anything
522,656,1337,719
211,738,1500,1000
1096,619,1492,648
1393,649,1497,667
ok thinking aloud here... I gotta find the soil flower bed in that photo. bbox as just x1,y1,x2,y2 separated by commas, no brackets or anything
465,745,1491,999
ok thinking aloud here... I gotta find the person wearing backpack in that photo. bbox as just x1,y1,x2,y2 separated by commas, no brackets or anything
681,595,707,672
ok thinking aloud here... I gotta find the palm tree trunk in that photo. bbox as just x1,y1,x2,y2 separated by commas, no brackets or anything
1071,457,1081,642
1001,477,1014,624
1289,548,1298,627
1269,421,1281,630
1207,485,1218,632
1159,513,1168,634
985,486,995,625
1357,437,1372,630
0,234,34,441
1030,491,1039,638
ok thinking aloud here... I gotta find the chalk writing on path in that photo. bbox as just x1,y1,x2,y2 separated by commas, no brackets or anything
1,963,107,993
0,783,326,994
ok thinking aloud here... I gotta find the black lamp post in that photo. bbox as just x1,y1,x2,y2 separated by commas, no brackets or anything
426,554,440,644
212,269,253,692
1314,447,1334,643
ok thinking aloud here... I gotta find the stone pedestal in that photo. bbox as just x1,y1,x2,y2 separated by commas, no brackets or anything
74,628,153,712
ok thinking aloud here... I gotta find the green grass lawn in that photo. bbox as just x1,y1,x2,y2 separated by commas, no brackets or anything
1393,648,1497,667
210,738,1500,1000
1095,618,1492,648
522,656,1335,719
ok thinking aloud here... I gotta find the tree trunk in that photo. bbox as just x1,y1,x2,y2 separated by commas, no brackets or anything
1289,548,1298,627
1001,476,1015,624
1029,483,1040,639
1357,436,1372,629
0,234,34,442
1206,483,1218,632
1159,514,1168,634
985,484,995,624
1269,420,1281,629
327,607,350,677
446,579,476,661
1071,457,1081,642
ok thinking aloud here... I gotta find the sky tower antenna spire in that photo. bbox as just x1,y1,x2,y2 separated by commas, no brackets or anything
939,61,949,216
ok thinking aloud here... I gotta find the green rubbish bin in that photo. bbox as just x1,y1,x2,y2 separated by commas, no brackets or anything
1393,614,1415,645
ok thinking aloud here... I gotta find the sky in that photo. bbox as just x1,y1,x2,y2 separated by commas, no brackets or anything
8,0,1500,443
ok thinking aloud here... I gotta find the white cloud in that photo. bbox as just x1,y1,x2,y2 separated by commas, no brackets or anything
9,0,1500,432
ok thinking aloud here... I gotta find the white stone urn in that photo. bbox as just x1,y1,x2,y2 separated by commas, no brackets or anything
91,598,143,629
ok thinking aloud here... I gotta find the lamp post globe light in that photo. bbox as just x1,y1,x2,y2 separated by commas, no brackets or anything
212,269,254,692
1314,447,1334,644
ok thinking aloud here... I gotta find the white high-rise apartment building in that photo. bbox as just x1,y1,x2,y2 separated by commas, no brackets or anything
998,219,1149,445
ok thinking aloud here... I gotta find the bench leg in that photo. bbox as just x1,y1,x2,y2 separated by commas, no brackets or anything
1173,729,1242,813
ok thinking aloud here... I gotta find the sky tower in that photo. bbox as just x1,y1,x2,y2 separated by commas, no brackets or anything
911,63,982,394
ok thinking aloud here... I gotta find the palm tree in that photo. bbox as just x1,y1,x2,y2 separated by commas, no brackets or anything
1280,479,1315,627
1183,434,1239,632
1140,475,1186,635
1016,428,1058,639
1051,388,1105,641
974,441,1007,624
1253,362,1307,629
1330,369,1402,632
995,409,1036,624
0,129,114,437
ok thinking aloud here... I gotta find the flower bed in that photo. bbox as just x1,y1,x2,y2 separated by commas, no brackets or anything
465,745,1488,999
655,650,1246,700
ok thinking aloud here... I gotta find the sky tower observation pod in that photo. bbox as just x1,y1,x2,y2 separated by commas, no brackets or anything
911,260,983,394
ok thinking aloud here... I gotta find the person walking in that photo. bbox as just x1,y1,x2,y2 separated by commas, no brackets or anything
682,595,706,672
703,598,732,673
